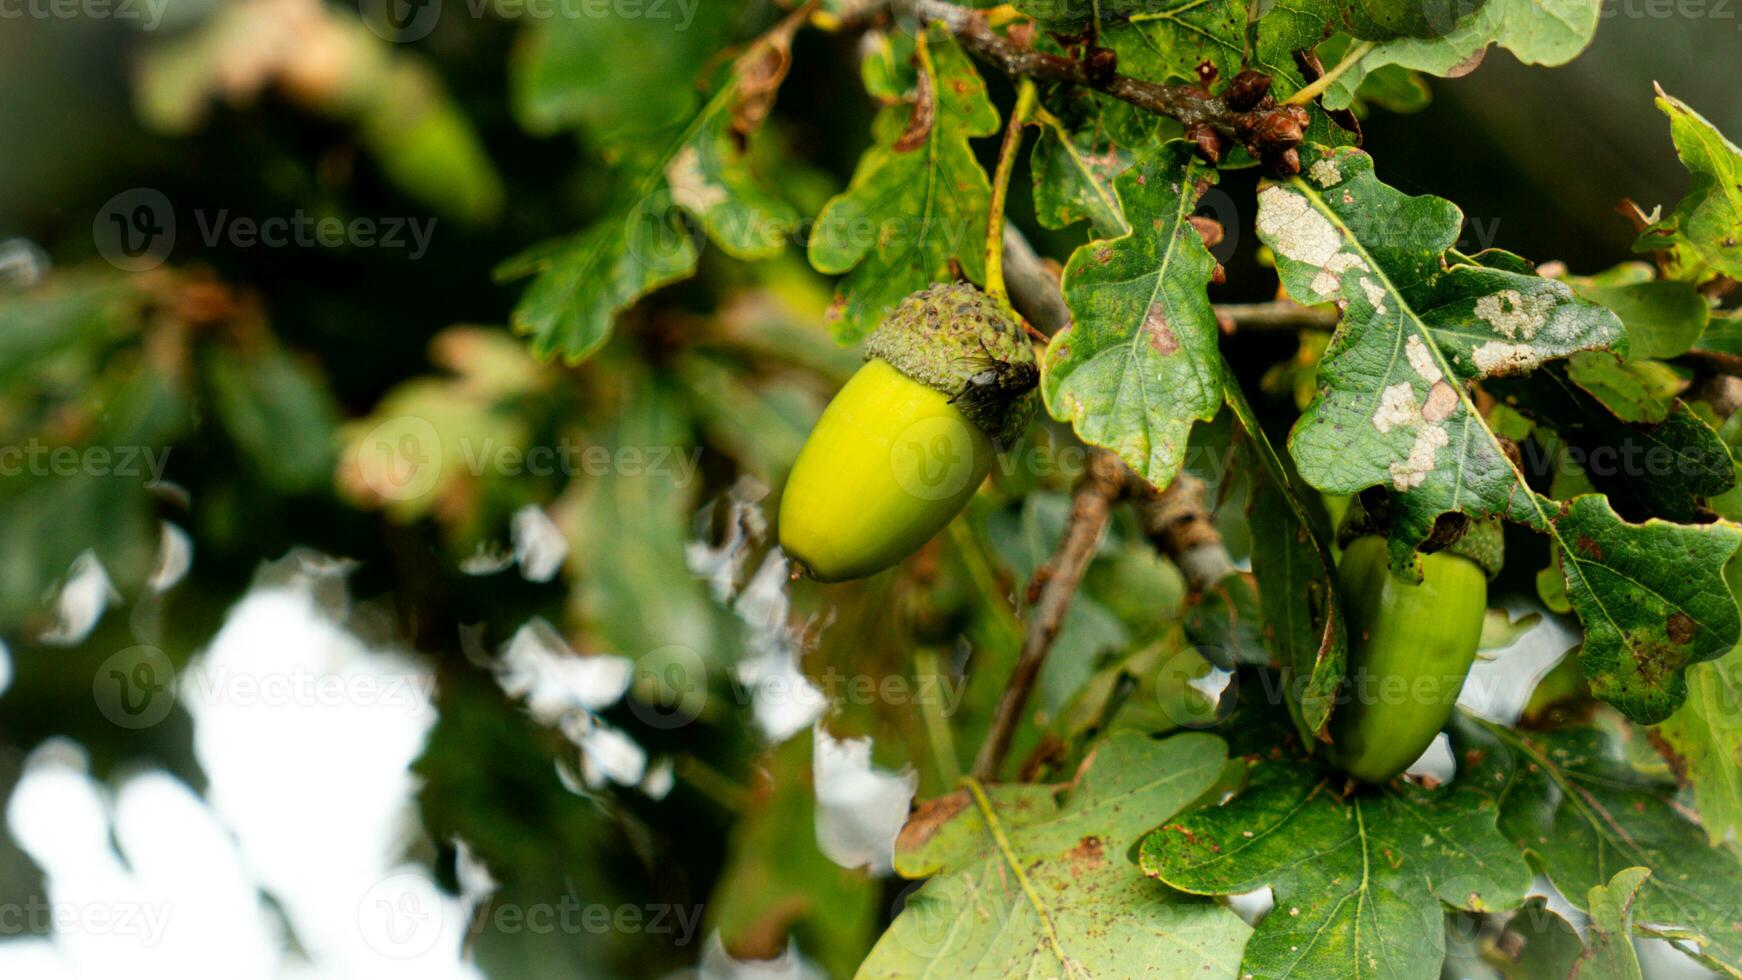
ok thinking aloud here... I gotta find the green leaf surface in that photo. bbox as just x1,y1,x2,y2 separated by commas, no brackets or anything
503,84,795,362
1486,720,1742,974
1655,635,1742,848
1141,716,1533,980
1043,142,1223,488
1489,363,1732,523
1100,0,1248,88
1637,89,1742,284
857,731,1251,978
1266,144,1741,724
510,0,733,145
809,29,998,341
1563,264,1710,361
1228,378,1348,741
1317,0,1602,110
1574,868,1649,980
1031,90,1133,238
205,344,341,494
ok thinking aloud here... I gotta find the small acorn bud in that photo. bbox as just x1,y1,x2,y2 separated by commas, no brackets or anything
1224,70,1272,112
1252,107,1307,148
1186,123,1223,164
779,283,1039,582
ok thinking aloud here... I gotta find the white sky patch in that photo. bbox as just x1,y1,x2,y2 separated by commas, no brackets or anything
1224,887,1275,927
1404,732,1456,785
665,146,728,214
37,551,118,647
1256,186,1369,299
566,717,647,789
686,478,770,603
1389,424,1449,490
458,541,515,576
732,552,828,741
1472,341,1542,376
452,838,498,912
1373,382,1419,435
1405,335,1443,384
148,523,193,592
695,931,826,980
183,577,482,980
496,618,633,725
3,743,284,980
1460,599,1580,724
1475,289,1557,341
510,505,568,583
641,756,675,800
811,723,917,876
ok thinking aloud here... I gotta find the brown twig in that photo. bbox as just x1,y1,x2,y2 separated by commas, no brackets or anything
969,227,1247,780
1002,226,1339,337
1213,300,1340,333
1130,472,1234,591
970,449,1126,780
912,0,1309,173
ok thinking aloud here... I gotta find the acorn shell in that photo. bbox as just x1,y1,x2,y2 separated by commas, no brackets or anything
779,358,994,582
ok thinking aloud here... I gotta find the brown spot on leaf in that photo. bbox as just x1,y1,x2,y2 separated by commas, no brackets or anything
1066,836,1106,877
1145,303,1179,355
1574,535,1603,560
896,791,968,855
1422,381,1458,423
1667,611,1696,645
893,70,935,153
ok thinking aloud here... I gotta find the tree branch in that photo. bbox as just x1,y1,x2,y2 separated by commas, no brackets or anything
969,226,1248,780
970,448,1126,780
912,0,1310,172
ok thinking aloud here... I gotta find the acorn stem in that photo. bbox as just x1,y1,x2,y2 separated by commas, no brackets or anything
984,77,1037,319
1284,40,1374,106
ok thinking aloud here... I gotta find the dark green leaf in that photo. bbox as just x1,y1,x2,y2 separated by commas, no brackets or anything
1141,716,1533,980
1043,142,1223,488
1485,721,1742,974
1267,144,1740,724
808,28,998,340
1637,89,1742,285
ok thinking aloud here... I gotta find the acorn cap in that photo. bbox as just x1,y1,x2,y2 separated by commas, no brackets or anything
864,283,1039,449
1338,494,1506,579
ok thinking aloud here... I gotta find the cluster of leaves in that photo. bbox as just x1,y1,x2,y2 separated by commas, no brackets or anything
8,0,1742,976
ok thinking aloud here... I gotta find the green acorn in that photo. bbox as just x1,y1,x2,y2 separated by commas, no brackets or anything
779,283,1038,582
1327,517,1503,784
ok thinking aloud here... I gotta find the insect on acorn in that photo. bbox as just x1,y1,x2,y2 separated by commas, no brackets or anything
778,283,1039,583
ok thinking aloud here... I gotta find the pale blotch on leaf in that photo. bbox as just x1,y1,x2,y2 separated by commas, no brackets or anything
1256,186,1370,297
1472,341,1543,376
664,145,728,213
1474,288,1557,341
1360,277,1389,315
1373,381,1419,434
1392,424,1449,490
1405,334,1443,383
1308,157,1343,188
